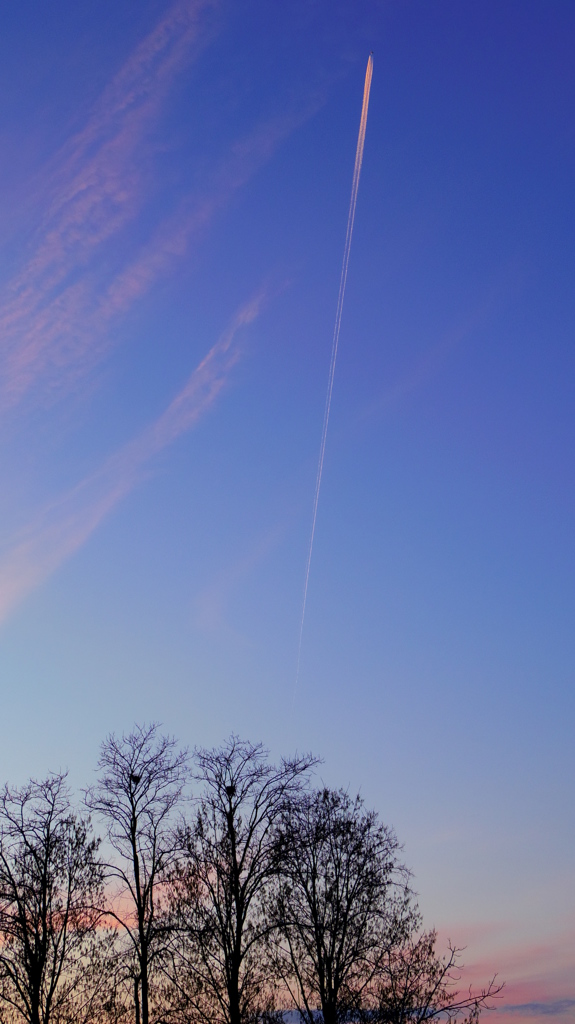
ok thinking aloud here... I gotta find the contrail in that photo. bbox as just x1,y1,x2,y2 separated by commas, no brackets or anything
294,54,373,698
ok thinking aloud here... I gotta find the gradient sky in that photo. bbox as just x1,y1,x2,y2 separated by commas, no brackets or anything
0,1,574,1018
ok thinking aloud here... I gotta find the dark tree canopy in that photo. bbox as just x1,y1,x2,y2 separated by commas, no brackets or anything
0,731,501,1024
0,773,104,1024
269,788,415,1024
85,723,189,1024
167,736,318,1024
372,930,502,1024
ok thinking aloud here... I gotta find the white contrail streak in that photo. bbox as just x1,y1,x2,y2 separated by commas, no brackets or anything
294,54,373,699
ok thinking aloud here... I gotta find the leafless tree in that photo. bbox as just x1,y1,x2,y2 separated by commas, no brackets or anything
268,788,415,1024
85,723,190,1024
371,929,503,1024
0,773,105,1024
167,736,318,1024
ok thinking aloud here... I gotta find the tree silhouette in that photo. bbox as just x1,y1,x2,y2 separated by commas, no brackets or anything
269,788,414,1024
372,929,503,1024
0,773,104,1024
167,736,318,1024
85,723,189,1024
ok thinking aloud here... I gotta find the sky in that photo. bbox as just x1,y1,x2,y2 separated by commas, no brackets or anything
0,0,573,1018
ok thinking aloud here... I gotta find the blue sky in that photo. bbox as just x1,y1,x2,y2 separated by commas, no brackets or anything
0,1,573,1014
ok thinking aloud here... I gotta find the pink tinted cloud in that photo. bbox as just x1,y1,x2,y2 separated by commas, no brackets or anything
0,291,266,625
194,521,288,635
478,931,575,1004
357,266,524,427
0,4,317,411
433,924,575,1024
99,105,323,319
0,0,218,407
28,0,217,277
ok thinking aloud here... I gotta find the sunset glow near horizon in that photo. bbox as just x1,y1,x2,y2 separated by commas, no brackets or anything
0,2,573,1019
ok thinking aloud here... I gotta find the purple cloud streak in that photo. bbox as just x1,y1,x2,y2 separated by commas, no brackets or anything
0,0,315,412
0,291,266,624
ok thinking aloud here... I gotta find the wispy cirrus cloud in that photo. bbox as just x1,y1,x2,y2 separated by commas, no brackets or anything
194,520,289,636
98,107,318,321
0,0,219,408
0,0,315,413
355,264,524,430
435,923,575,1024
0,291,266,625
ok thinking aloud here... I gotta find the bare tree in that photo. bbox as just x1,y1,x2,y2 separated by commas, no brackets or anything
371,930,503,1024
85,723,189,1024
167,736,318,1024
268,788,414,1024
0,773,105,1024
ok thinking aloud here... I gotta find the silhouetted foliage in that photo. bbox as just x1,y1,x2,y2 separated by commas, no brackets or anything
0,773,105,1024
0,731,501,1024
85,724,189,1024
166,736,318,1024
268,788,415,1024
371,930,502,1024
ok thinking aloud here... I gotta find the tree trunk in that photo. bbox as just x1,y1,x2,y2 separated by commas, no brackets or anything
134,976,141,1024
228,966,241,1024
140,955,149,1024
31,1000,42,1024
